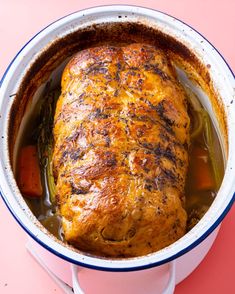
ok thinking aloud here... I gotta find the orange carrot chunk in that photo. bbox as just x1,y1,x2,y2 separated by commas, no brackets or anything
17,145,43,198
191,146,215,191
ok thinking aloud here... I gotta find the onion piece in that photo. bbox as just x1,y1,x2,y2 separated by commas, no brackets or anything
45,144,56,202
185,87,222,190
186,88,204,140
203,111,222,190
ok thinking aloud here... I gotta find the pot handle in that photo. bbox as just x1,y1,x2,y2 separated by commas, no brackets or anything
162,260,176,294
71,260,176,294
71,264,85,294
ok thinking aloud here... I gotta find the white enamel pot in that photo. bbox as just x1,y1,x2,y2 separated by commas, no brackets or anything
0,5,235,294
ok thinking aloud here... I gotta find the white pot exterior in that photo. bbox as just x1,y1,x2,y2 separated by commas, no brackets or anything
27,226,220,293
0,5,234,274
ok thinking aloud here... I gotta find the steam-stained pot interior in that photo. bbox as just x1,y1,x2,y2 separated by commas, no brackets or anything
10,21,224,258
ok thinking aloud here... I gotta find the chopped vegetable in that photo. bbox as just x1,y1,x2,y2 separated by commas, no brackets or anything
203,111,222,190
185,88,204,140
37,84,60,202
190,109,204,139
185,86,202,112
185,86,222,190
18,145,43,198
45,144,56,201
191,146,215,191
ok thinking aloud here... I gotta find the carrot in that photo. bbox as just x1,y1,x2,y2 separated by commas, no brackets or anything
191,146,215,191
17,145,43,198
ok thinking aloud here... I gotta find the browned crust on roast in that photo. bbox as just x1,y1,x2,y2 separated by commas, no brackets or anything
52,44,189,257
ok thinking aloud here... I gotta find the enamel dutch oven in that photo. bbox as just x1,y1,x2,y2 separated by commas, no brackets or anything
0,6,235,294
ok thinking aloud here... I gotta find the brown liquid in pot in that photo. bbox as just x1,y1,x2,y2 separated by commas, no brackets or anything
19,85,224,242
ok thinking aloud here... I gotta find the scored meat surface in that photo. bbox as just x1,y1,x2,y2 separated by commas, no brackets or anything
53,44,190,257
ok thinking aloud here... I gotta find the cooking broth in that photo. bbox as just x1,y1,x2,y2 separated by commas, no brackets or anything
17,83,224,241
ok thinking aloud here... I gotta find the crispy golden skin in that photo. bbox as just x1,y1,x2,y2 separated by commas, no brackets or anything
53,44,190,257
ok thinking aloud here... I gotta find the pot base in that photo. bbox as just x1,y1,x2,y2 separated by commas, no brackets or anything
26,226,220,293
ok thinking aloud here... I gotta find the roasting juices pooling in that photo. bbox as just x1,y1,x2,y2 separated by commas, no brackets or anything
17,44,224,257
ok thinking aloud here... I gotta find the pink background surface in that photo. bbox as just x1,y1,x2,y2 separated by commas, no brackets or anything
0,0,235,293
